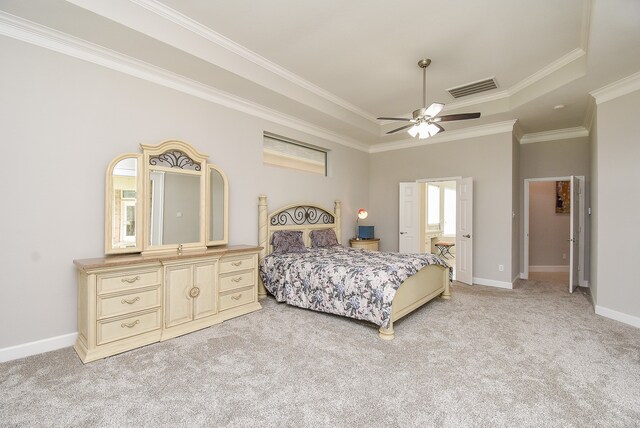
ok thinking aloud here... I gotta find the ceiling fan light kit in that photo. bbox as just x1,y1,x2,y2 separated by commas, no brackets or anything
378,59,481,140
408,122,443,139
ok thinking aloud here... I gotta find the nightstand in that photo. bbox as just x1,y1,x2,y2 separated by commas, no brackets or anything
349,238,380,251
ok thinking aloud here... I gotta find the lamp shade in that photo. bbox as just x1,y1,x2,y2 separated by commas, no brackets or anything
357,209,368,220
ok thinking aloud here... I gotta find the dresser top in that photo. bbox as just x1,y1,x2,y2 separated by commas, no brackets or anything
74,245,261,271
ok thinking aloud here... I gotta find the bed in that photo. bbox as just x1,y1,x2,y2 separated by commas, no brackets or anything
257,196,451,339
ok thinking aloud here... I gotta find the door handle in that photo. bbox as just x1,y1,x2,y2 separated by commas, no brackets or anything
463,234,471,238
400,232,407,235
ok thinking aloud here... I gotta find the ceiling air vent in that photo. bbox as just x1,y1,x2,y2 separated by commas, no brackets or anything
447,77,498,99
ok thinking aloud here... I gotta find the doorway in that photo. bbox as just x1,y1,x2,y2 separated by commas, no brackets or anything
523,176,585,292
424,180,457,273
399,177,473,285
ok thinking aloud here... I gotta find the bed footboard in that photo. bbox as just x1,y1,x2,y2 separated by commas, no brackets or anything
378,264,450,340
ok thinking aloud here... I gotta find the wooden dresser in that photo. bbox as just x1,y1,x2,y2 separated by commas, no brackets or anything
74,245,261,363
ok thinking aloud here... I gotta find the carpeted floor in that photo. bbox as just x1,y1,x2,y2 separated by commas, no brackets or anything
1,278,639,427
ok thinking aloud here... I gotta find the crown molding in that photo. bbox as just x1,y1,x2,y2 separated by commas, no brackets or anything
519,127,589,144
580,0,593,50
0,11,370,153
129,0,379,124
369,120,517,154
583,96,596,132
508,48,586,96
589,72,640,105
512,120,525,142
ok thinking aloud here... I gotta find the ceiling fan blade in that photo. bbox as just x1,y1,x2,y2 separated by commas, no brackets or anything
377,117,413,121
424,103,445,118
433,123,445,134
386,124,415,134
435,112,481,122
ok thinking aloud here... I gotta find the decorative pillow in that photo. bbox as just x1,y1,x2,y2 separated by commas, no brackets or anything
310,229,339,248
270,230,307,254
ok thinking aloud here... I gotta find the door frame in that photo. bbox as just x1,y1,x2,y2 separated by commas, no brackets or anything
523,176,585,286
415,176,468,281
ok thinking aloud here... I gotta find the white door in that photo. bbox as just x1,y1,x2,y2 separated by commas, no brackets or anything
569,176,580,293
399,182,421,253
456,177,473,285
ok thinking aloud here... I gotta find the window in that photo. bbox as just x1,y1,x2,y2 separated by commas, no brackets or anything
263,132,328,176
427,184,440,229
443,187,456,236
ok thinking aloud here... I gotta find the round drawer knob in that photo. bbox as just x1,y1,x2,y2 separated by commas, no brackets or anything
189,287,200,298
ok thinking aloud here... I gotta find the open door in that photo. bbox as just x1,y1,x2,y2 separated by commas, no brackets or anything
456,177,473,285
399,182,422,253
569,176,580,293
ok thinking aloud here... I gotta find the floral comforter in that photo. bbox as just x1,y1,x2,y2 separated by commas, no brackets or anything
259,246,450,329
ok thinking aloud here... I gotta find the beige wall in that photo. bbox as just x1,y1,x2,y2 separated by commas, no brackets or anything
511,133,520,281
369,131,516,284
589,114,598,302
593,89,640,320
529,181,570,266
519,137,590,275
0,37,370,348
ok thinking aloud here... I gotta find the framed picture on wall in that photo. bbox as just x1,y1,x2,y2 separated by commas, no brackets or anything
555,181,570,214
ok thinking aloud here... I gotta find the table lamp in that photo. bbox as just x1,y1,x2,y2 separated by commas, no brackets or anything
355,208,368,240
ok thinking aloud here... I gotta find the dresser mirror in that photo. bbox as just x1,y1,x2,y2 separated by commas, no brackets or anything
148,171,201,247
206,165,228,246
105,154,142,254
105,140,228,255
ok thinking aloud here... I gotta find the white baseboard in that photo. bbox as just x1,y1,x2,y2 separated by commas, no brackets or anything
473,277,513,289
520,272,527,279
595,305,640,329
0,332,77,363
529,265,570,272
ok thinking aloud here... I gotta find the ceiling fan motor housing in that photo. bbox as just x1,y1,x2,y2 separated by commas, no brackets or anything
418,59,431,69
413,107,428,120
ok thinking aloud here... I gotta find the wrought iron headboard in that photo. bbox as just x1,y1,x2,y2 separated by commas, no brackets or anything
258,195,342,257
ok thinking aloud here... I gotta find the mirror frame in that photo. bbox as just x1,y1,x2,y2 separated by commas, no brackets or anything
105,153,143,255
105,140,229,255
206,164,229,246
141,140,208,255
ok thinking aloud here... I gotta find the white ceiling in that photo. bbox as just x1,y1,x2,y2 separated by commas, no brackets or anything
2,0,639,150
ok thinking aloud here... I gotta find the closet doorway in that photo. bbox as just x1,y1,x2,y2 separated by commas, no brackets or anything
523,176,585,292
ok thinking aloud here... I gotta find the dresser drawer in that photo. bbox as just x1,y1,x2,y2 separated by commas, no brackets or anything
97,287,161,320
97,309,161,346
219,255,255,274
97,269,161,294
219,288,255,312
219,271,254,293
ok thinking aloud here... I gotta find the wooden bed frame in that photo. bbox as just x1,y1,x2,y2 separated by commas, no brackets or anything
257,195,450,340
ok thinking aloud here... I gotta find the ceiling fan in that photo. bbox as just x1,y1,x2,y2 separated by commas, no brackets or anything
378,59,481,139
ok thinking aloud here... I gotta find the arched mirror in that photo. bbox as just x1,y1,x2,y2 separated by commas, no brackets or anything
143,141,207,255
105,154,142,254
206,164,228,246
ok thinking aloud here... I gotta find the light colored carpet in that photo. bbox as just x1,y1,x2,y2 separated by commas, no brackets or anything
1,278,639,427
